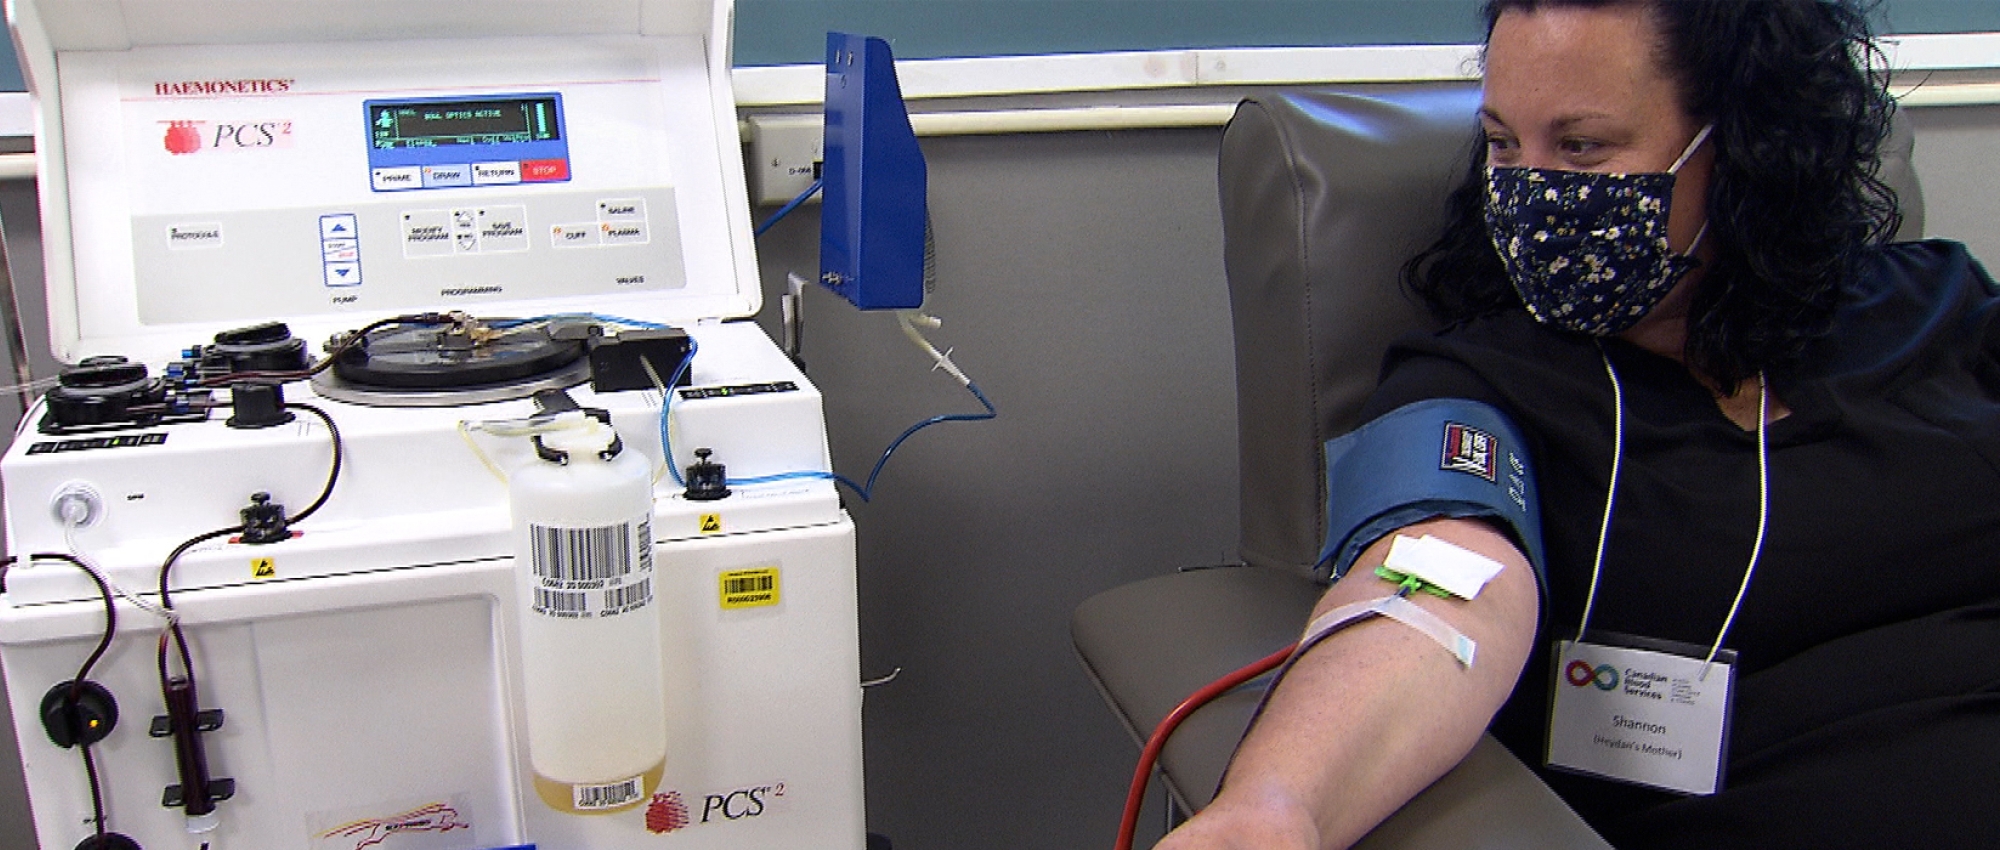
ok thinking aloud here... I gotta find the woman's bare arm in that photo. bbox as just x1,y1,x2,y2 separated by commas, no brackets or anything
1154,516,1541,850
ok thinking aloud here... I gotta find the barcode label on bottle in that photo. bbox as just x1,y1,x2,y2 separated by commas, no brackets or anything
530,523,633,582
604,577,653,616
526,520,657,619
719,566,781,610
534,587,588,617
573,775,645,811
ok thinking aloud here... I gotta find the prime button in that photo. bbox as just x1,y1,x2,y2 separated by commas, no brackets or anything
371,167,421,191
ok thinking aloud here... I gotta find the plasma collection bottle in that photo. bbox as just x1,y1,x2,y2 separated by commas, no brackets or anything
509,416,667,815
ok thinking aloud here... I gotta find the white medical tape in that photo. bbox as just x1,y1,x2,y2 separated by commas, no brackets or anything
1298,594,1476,669
1382,534,1505,601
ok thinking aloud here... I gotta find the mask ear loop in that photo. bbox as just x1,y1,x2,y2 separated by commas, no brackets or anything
1668,124,1714,175
1681,221,1711,258
1668,124,1715,258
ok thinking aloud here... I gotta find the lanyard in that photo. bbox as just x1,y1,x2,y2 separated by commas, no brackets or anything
1573,348,1770,671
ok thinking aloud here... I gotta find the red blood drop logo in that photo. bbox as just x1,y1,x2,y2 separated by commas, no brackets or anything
645,791,689,834
163,121,201,155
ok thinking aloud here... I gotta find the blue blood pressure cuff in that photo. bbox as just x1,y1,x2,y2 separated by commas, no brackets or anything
1315,398,1544,587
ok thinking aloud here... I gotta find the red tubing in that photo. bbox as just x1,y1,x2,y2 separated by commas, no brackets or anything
1115,642,1299,850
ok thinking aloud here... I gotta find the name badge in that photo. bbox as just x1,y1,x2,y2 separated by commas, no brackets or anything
1545,635,1736,795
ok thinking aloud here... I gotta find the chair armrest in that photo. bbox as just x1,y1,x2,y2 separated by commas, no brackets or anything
1358,736,1611,850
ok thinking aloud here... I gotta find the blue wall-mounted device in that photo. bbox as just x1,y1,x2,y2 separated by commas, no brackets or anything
819,32,928,311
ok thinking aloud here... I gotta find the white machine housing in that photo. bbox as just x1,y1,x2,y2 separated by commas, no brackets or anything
0,2,866,849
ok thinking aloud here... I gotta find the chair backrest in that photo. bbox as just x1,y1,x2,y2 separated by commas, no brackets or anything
1220,86,1925,579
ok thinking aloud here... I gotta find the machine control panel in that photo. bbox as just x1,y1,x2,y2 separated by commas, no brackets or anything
46,34,757,365
364,93,573,192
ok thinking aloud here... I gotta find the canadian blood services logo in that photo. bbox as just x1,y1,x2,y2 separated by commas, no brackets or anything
1565,659,1621,691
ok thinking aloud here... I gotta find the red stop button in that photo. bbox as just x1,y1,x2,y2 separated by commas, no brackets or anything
522,158,570,182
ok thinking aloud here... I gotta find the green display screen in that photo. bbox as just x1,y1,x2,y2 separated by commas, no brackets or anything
369,96,561,149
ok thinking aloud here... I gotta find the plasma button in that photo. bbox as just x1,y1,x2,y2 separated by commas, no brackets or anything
601,222,649,245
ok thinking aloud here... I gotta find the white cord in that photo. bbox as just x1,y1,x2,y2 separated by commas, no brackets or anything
456,420,509,484
1575,346,1625,643
461,410,596,438
1576,351,1771,677
60,523,179,625
457,410,602,484
896,311,973,386
0,376,61,395
1704,374,1770,670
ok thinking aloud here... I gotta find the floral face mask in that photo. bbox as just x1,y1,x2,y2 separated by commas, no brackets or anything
1484,125,1713,336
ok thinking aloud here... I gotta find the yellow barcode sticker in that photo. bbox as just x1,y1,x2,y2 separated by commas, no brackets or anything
719,567,781,610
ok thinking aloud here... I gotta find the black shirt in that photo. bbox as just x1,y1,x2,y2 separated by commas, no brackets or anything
1361,240,2000,848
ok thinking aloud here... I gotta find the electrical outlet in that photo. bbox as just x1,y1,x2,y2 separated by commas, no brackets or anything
747,114,824,206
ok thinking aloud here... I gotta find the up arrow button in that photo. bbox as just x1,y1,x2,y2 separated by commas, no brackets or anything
319,214,359,240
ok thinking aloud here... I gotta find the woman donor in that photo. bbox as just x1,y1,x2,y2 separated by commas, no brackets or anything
1160,1,2000,848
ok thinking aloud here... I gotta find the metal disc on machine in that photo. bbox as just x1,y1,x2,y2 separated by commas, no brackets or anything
309,318,593,407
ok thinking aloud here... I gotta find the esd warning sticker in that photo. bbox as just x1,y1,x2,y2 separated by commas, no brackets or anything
719,567,780,610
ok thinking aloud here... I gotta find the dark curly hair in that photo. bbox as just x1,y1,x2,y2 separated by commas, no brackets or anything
1404,0,1902,390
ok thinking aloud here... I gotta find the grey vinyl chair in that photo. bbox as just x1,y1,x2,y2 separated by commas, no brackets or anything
1070,85,1923,848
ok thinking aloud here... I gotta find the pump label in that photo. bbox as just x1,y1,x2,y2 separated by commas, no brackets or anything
528,520,654,619
719,566,781,610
